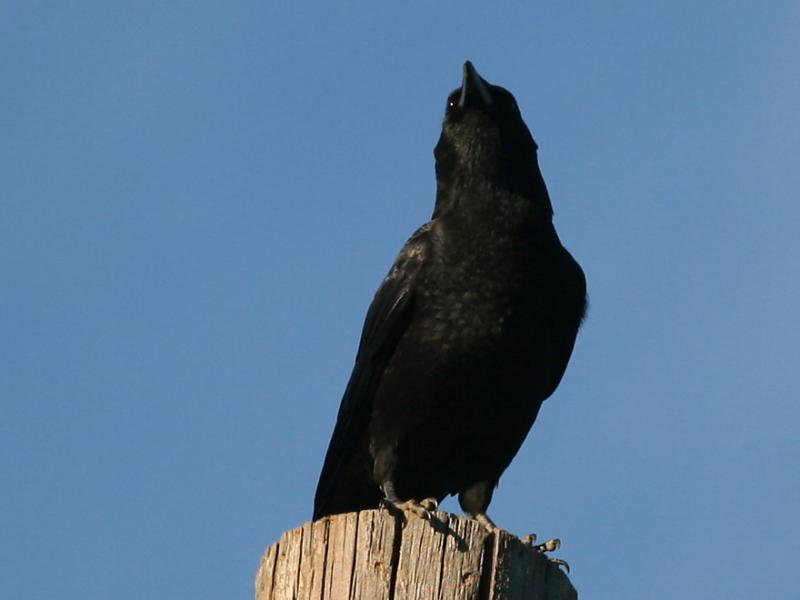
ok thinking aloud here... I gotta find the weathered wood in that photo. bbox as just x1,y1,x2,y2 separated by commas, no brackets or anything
256,510,577,600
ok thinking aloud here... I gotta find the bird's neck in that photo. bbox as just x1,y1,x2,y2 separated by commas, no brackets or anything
433,175,553,225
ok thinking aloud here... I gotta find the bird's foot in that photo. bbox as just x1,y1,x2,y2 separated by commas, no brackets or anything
522,534,569,572
471,512,500,534
524,535,560,553
418,497,439,511
549,558,570,573
380,497,442,523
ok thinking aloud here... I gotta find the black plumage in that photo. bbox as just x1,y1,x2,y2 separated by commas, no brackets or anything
313,62,586,527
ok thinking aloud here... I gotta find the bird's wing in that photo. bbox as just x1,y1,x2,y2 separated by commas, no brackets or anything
313,222,433,519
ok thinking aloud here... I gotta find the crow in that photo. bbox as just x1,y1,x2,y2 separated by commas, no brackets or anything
313,61,586,533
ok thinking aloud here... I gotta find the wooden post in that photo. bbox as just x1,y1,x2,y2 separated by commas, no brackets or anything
256,509,577,600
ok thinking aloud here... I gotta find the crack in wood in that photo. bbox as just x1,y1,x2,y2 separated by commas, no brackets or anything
388,512,403,600
256,510,576,600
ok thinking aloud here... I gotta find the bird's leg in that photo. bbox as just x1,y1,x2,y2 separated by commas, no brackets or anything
459,483,566,568
470,511,500,534
459,482,501,533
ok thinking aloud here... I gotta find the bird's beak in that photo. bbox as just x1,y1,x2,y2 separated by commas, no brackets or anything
459,61,493,109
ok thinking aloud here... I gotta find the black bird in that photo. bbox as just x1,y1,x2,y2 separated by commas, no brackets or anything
313,62,586,532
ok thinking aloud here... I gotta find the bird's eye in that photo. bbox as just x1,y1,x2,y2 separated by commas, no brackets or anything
446,92,460,113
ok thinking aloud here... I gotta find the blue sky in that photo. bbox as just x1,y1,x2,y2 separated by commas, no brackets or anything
2,2,799,598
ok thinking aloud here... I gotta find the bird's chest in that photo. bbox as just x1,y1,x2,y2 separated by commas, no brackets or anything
413,232,544,354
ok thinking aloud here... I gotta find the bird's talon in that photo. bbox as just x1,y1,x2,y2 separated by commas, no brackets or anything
379,499,407,522
521,533,538,546
535,538,561,553
380,498,440,525
550,558,570,573
419,497,439,511
471,512,500,534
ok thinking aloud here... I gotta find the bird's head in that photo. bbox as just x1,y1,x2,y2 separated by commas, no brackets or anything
434,62,548,214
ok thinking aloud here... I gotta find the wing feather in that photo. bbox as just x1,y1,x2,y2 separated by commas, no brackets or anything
313,223,433,519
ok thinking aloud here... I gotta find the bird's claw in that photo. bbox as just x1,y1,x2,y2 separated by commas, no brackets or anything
534,537,561,553
523,534,560,553
380,497,441,524
419,497,439,511
550,557,570,573
522,534,569,571
379,498,403,516
471,512,500,534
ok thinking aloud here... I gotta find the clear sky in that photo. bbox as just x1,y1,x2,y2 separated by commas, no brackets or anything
2,2,799,598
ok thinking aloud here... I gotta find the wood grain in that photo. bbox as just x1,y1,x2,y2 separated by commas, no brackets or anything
256,510,577,600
